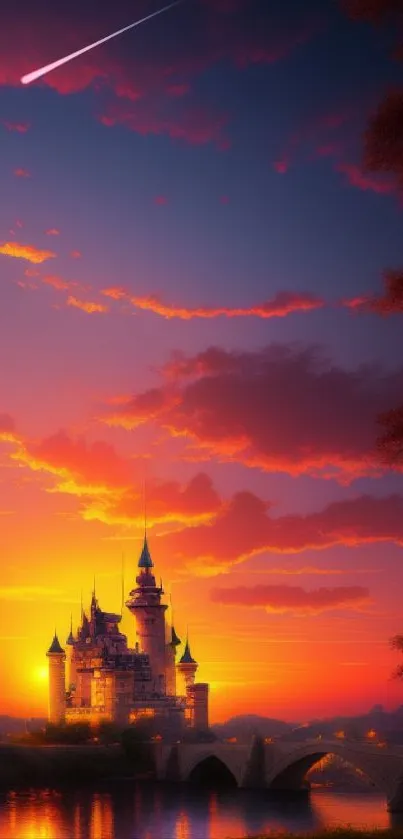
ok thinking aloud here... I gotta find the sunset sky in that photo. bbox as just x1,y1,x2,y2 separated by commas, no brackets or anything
1,0,403,723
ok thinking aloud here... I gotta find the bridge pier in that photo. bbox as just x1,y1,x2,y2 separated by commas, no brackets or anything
155,738,403,812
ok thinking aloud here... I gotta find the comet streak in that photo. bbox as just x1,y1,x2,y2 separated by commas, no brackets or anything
21,0,184,85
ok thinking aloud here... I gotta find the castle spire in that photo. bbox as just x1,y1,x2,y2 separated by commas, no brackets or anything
179,632,197,665
47,632,64,655
66,614,74,646
138,533,153,569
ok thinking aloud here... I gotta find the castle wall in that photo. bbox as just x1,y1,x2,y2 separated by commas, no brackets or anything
186,683,209,730
133,606,167,693
48,655,66,724
165,644,176,696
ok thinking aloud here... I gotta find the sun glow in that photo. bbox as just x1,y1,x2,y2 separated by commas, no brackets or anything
33,665,48,683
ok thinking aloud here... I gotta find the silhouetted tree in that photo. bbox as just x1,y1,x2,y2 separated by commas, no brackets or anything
342,1,403,184
342,0,403,24
341,2,403,466
377,406,403,465
120,723,155,772
390,634,403,678
181,727,218,743
44,721,92,743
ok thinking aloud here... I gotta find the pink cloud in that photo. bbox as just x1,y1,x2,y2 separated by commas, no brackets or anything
344,270,403,315
273,158,289,174
210,583,370,614
3,121,30,133
103,344,403,480
159,491,403,572
45,228,60,236
13,168,30,178
335,161,397,195
0,424,220,529
100,101,231,149
167,83,191,97
154,195,168,206
42,275,77,292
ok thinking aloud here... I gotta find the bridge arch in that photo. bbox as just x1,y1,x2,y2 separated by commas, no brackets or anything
266,742,393,802
186,755,238,787
182,748,247,787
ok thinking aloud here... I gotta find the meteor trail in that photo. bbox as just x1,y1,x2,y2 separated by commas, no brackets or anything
21,0,184,86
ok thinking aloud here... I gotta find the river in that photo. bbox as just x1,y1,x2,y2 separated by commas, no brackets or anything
0,785,402,838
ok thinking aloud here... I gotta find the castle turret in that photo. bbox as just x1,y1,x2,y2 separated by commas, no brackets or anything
177,636,198,688
126,535,168,694
47,633,66,724
65,618,76,690
165,624,181,696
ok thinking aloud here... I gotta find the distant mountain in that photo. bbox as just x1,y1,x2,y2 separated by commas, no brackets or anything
212,706,403,745
212,714,294,742
283,705,403,744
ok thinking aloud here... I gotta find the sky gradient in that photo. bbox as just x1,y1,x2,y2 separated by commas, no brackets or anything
1,0,403,723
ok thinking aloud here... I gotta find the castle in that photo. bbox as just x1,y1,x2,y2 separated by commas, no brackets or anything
46,536,209,735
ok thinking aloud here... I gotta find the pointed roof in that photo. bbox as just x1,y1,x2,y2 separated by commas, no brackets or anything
66,616,74,646
138,535,153,569
179,638,197,665
47,633,64,655
171,626,181,647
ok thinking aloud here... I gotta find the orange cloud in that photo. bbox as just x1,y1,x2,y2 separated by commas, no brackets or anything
1,418,403,574
14,167,31,178
158,491,403,573
70,250,82,259
101,289,324,320
210,583,370,614
0,425,220,530
0,242,56,264
42,275,77,292
0,414,18,443
67,296,108,314
101,287,127,301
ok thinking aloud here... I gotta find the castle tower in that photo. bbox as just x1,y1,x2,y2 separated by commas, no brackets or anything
165,624,181,696
177,636,198,688
126,535,168,694
47,633,66,724
65,618,76,691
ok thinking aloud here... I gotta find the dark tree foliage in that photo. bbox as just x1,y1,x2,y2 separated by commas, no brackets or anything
342,2,403,182
377,405,403,465
372,270,403,313
342,0,403,23
181,727,218,743
120,724,155,771
44,721,92,743
390,634,403,651
390,636,403,679
364,91,403,182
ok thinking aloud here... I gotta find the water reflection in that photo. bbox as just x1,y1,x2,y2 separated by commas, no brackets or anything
0,784,398,838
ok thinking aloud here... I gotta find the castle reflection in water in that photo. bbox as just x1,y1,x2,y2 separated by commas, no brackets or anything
0,784,401,838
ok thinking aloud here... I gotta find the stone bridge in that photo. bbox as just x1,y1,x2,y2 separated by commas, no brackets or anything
154,739,403,812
